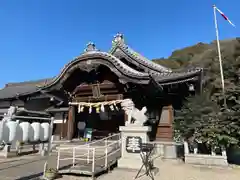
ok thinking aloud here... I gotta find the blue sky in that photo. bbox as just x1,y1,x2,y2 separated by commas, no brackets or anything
0,0,239,87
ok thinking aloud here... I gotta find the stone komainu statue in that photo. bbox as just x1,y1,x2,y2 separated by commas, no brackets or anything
7,106,17,116
121,99,148,126
2,106,17,122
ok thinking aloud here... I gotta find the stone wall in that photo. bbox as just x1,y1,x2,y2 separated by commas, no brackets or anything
184,141,228,166
151,141,182,159
185,154,228,166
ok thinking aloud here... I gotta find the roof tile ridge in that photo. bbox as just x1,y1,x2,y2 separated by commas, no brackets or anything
113,43,172,73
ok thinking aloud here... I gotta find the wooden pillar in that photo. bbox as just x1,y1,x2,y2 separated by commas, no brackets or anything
124,112,128,123
67,106,75,140
61,112,65,140
156,105,174,141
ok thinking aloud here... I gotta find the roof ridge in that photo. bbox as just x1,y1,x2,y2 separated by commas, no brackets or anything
5,78,53,87
110,42,172,73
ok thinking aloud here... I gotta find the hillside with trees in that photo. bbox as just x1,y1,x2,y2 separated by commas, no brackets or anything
154,38,240,160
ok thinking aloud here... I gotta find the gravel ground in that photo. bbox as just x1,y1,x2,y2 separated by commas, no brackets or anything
59,159,240,180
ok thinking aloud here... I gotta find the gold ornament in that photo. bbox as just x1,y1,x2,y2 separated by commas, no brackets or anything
96,107,100,113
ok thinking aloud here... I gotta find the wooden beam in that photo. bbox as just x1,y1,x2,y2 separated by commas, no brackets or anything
74,89,119,97
73,82,118,94
73,94,123,102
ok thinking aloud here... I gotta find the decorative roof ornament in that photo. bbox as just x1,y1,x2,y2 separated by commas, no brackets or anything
112,32,124,45
84,42,97,52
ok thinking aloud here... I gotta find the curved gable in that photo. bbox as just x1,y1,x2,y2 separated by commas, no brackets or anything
41,51,151,90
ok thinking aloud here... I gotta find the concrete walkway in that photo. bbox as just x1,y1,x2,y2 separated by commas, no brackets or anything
60,159,240,180
0,155,239,180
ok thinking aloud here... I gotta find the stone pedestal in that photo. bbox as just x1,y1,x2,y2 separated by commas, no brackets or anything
3,145,11,158
163,142,177,159
118,126,151,170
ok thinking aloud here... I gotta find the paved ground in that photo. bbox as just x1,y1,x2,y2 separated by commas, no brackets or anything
0,155,240,180
0,154,55,179
59,159,240,180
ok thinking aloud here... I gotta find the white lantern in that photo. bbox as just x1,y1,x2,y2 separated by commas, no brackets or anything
5,121,20,143
28,125,34,142
0,121,5,142
19,122,31,143
29,122,41,142
1,121,8,143
40,123,50,141
15,121,23,142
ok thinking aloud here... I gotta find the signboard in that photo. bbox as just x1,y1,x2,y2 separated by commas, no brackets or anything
84,128,93,140
126,136,142,153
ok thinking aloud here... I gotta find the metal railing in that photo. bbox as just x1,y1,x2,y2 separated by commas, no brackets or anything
56,133,121,177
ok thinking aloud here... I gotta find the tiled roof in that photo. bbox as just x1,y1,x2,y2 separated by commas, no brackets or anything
0,34,201,100
0,78,52,100
110,42,172,73
5,78,53,87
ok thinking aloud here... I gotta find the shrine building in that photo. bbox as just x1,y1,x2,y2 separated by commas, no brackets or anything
0,33,203,142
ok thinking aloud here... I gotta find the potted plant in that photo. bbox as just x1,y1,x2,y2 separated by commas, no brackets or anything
44,168,58,180
16,141,24,155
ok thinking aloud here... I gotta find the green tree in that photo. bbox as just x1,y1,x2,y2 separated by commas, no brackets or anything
174,92,218,144
174,90,239,148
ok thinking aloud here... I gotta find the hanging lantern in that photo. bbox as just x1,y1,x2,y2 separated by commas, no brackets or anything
100,104,105,112
19,122,30,143
30,122,41,142
89,105,92,114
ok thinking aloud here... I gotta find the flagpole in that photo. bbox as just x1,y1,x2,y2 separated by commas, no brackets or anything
213,5,227,108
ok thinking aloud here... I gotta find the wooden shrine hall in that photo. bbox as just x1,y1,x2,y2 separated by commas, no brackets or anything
0,33,203,142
